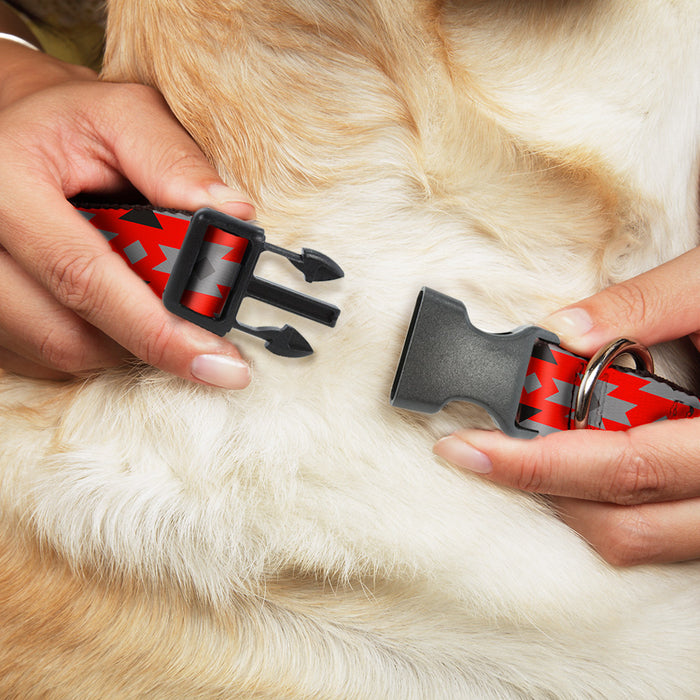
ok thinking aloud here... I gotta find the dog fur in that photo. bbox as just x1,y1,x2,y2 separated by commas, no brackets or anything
1,0,700,696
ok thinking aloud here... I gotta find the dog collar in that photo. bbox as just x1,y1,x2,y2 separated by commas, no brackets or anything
74,202,343,357
391,287,700,438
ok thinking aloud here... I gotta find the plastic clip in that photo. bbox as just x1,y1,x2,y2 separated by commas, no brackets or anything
163,208,343,357
390,287,559,438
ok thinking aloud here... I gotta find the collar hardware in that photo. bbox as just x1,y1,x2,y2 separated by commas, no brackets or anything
573,338,653,429
390,287,559,439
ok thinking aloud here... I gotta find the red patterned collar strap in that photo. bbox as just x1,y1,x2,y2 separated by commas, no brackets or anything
391,287,699,438
74,202,343,357
517,340,699,435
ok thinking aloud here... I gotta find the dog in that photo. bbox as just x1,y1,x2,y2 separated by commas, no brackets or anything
1,0,699,696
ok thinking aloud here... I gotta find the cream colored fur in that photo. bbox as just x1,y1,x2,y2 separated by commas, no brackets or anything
1,0,700,697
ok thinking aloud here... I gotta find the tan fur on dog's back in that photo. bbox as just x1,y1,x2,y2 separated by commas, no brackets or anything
1,0,700,697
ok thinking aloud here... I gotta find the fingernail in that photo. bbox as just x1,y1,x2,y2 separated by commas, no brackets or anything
190,354,251,389
433,436,492,474
207,184,255,218
542,307,593,343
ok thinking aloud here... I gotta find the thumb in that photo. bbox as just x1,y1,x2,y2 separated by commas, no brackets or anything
541,246,700,355
103,84,255,220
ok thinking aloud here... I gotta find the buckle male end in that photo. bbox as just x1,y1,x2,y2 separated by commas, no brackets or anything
163,208,342,357
390,288,559,439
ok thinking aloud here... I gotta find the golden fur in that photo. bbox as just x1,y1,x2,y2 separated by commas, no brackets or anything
1,0,700,696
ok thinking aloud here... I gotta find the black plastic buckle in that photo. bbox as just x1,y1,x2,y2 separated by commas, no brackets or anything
390,287,559,438
163,208,343,357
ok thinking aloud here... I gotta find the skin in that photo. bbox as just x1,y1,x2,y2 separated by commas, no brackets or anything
0,27,255,388
435,247,700,566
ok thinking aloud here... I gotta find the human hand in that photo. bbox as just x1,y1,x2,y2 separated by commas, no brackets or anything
0,41,255,387
434,247,700,566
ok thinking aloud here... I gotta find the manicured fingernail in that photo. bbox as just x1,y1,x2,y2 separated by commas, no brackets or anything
190,354,250,389
542,308,593,342
207,184,255,218
433,436,492,474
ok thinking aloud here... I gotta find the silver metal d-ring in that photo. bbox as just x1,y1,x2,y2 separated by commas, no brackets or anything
573,338,654,430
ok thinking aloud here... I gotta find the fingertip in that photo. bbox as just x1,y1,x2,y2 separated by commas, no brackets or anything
160,180,255,220
540,248,700,354
151,178,255,221
190,352,251,390
433,429,505,474
540,307,597,354
433,434,493,474
206,184,256,220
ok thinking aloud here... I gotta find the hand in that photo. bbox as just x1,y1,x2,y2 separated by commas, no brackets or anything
434,247,700,566
0,41,255,387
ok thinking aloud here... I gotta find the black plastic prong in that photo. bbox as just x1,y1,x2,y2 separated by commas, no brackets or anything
265,243,344,282
234,323,313,357
246,277,340,326
293,248,344,282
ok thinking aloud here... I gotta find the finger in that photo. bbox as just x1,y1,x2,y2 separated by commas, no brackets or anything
84,83,256,219
0,346,73,380
2,191,251,388
433,420,700,506
0,249,126,372
540,246,700,355
553,496,700,566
